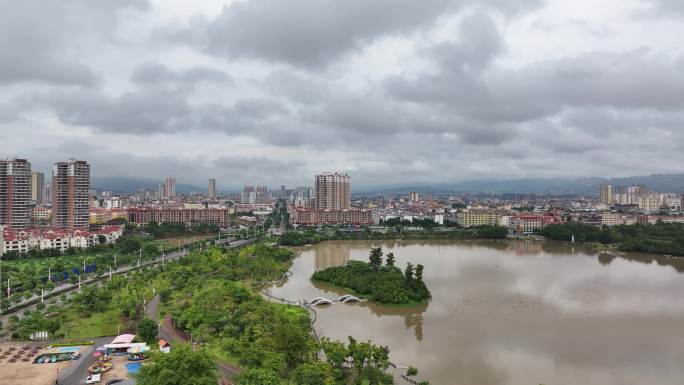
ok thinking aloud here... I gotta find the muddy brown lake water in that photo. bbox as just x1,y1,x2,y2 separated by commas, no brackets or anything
267,239,684,385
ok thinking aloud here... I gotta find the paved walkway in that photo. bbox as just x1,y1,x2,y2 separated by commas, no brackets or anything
146,295,240,385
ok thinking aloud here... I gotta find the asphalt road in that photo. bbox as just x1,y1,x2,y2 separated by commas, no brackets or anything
56,337,110,385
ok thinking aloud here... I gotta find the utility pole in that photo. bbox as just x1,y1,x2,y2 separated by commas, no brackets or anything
78,275,81,292
41,289,44,302
109,266,113,281
114,253,117,268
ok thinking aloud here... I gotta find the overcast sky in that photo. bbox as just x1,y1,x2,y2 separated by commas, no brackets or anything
1,0,684,189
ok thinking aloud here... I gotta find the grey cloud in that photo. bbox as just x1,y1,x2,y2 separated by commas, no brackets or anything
177,0,541,68
387,17,684,123
0,0,148,86
36,88,288,136
200,0,455,68
43,89,191,134
130,62,232,86
643,0,684,15
7,0,684,188
213,155,307,183
261,70,331,105
233,98,288,119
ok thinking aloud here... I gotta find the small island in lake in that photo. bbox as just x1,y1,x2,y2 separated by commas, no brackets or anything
311,247,431,305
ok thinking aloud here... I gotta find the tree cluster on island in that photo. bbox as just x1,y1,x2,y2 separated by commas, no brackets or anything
311,247,431,305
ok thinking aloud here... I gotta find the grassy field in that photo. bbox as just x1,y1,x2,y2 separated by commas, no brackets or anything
57,306,125,339
204,344,241,366
156,234,217,249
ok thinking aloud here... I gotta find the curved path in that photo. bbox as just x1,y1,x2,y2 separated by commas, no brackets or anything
259,266,418,384
139,239,255,385
145,294,240,384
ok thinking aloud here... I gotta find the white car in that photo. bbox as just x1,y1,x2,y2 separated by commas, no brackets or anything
85,373,101,384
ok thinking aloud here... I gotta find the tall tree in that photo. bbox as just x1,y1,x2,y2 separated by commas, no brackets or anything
292,362,336,385
238,368,282,385
137,317,158,344
385,252,395,267
405,263,414,283
415,264,424,281
273,322,312,368
136,344,217,385
369,247,383,271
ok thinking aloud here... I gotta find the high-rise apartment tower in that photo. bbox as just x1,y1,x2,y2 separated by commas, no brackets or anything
52,159,90,230
314,172,351,210
31,172,45,204
0,157,32,229
599,184,614,205
165,177,176,198
208,178,216,199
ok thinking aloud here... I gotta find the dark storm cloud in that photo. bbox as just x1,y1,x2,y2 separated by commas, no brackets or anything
178,0,541,68
130,62,233,86
0,0,148,86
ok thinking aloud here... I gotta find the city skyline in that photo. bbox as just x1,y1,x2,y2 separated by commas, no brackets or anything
2,1,684,188
5,154,684,195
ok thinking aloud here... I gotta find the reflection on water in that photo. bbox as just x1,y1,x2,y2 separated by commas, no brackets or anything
270,240,684,385
313,242,352,271
311,279,429,341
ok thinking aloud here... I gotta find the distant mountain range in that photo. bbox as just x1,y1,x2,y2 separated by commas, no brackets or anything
359,173,684,195
93,173,684,196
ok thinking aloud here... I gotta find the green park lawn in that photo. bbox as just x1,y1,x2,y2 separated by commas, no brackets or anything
57,306,125,339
